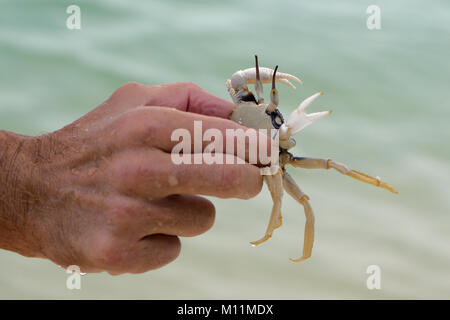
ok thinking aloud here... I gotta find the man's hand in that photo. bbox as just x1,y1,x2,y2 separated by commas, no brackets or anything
0,82,271,274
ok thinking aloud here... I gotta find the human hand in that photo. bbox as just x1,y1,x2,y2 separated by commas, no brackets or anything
0,82,271,274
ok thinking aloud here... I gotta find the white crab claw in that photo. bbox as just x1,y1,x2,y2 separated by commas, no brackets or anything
230,67,302,90
283,92,332,136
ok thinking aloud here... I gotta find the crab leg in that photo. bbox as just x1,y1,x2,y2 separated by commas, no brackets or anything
282,171,315,262
287,157,398,194
250,167,283,246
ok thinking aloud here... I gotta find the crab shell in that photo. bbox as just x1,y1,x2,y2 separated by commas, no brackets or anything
230,102,296,150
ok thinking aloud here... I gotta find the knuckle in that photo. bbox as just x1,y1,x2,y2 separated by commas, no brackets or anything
112,157,147,190
117,108,173,142
107,198,137,227
118,81,143,93
116,110,153,141
118,108,150,129
179,81,201,91
131,153,166,180
111,151,168,195
109,82,144,101
170,81,202,96
113,159,135,183
87,233,125,268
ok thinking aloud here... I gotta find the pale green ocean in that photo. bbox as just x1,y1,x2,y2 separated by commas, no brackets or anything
1,0,449,299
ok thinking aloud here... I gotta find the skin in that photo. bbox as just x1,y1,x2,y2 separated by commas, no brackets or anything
0,82,272,275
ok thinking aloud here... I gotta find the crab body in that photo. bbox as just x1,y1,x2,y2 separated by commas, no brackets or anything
231,102,294,173
230,101,286,147
231,102,281,132
226,56,398,262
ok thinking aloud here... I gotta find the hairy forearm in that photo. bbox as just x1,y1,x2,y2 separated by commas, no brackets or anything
0,130,45,257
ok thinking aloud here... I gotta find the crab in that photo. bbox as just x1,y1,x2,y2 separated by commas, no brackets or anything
226,55,398,262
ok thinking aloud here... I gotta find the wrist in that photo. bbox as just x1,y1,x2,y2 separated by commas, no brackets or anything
0,130,47,258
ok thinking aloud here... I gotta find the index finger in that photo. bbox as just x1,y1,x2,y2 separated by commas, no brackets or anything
115,107,275,166
144,82,235,119
107,81,235,118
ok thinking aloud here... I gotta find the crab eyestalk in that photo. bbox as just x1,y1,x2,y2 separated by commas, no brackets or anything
254,55,264,104
266,65,279,113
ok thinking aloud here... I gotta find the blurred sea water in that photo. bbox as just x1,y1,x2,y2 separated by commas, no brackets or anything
0,0,449,299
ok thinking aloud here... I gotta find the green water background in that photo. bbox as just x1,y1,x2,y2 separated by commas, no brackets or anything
0,0,449,299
